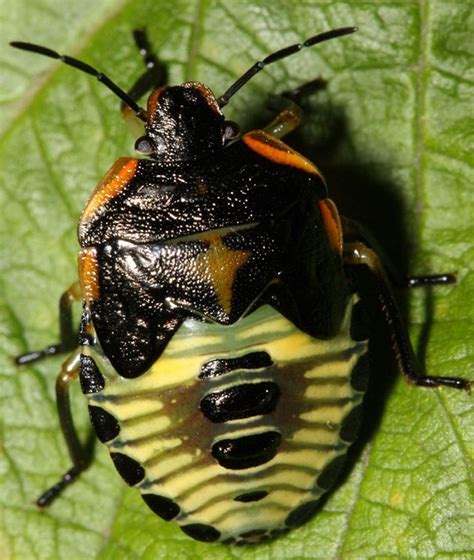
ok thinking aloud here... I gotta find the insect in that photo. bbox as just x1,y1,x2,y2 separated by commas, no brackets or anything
11,27,470,545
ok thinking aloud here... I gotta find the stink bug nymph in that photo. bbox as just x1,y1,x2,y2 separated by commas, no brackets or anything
11,27,470,545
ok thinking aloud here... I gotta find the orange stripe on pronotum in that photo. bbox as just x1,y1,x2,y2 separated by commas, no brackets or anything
243,130,321,175
81,158,138,222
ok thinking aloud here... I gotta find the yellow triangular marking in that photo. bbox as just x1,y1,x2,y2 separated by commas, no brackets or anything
195,233,251,315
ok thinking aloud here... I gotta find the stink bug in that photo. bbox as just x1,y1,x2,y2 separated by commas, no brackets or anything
11,26,470,546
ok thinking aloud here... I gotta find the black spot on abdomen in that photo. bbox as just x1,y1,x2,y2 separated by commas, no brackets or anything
199,351,272,379
339,404,363,442
181,523,221,542
350,299,369,342
316,454,346,490
80,355,104,394
200,382,280,423
142,493,180,521
212,431,282,470
285,500,320,528
88,405,119,443
350,352,370,392
110,452,145,486
234,490,268,503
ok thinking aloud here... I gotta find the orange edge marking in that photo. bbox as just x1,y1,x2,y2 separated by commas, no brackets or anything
319,198,343,255
147,86,167,119
81,158,138,222
242,130,320,175
78,247,100,303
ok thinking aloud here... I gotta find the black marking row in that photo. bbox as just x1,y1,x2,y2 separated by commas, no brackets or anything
199,351,283,470
108,450,222,543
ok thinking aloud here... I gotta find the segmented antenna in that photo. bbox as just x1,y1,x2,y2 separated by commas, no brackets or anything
217,27,358,108
10,41,147,122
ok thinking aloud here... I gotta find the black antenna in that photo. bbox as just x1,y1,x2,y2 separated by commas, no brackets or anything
217,26,358,108
10,41,147,122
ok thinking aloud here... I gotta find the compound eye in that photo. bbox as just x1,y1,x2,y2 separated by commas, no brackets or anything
134,136,155,155
223,121,240,141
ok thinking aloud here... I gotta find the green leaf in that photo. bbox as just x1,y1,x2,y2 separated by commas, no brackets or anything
1,1,472,559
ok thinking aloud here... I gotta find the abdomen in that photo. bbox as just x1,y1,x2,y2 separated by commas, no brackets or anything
80,295,368,544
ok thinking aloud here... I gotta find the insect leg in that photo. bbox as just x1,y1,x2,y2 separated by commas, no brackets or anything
121,29,167,136
344,240,470,391
264,78,326,139
404,273,457,288
341,216,457,289
36,350,91,507
15,282,82,365
125,29,167,105
263,100,301,138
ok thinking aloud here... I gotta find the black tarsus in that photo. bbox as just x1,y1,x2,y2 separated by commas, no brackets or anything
36,465,83,507
15,344,64,365
405,273,457,288
15,283,80,366
280,76,327,103
217,26,358,107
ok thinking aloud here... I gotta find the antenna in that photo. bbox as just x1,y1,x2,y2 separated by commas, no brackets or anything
217,27,358,108
10,41,147,122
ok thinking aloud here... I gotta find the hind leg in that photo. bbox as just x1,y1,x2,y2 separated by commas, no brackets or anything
344,238,470,391
36,350,92,507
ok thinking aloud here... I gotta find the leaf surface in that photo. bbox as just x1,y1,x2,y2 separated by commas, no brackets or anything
0,1,472,559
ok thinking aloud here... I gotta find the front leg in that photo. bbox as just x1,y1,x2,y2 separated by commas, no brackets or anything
15,282,81,365
264,77,326,139
121,29,167,137
344,240,470,391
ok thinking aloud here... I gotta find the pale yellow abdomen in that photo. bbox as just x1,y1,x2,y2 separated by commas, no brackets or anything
82,296,368,544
